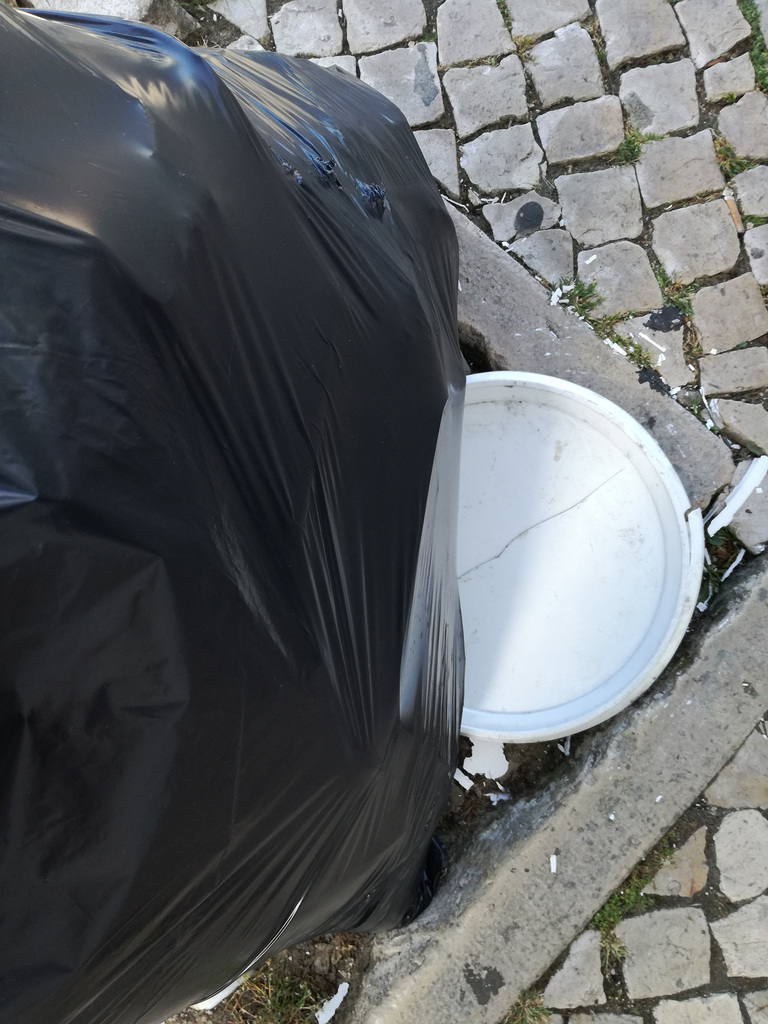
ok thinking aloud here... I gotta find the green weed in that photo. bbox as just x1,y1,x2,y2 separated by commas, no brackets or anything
501,990,550,1024
612,128,663,164
715,134,759,179
654,264,697,320
513,34,536,61
738,0,768,94
222,961,322,1024
560,277,602,318
590,830,678,936
497,0,513,34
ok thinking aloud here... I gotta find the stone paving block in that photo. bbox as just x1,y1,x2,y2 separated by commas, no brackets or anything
309,54,357,72
652,201,741,285
619,60,699,136
358,44,443,128
543,930,606,1009
343,0,426,54
745,225,768,286
708,733,768,811
595,0,686,70
537,96,624,165
615,311,692,387
635,130,724,210
715,399,768,453
616,907,710,1000
529,23,604,110
557,166,643,247
460,124,543,191
35,0,149,17
443,56,527,139
692,274,768,351
699,347,768,396
643,826,708,898
510,229,574,284
570,1017,640,1024
226,33,264,49
654,993,744,1024
719,92,768,160
436,0,513,67
413,129,460,198
730,474,768,555
504,0,590,40
743,990,768,1024
207,0,268,42
710,895,768,977
714,809,768,902
270,0,341,56
578,242,662,317
704,54,756,103
675,0,752,70
482,192,561,240
735,166,768,218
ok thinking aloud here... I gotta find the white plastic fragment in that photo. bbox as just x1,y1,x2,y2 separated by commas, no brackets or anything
583,254,597,265
488,792,511,805
550,287,562,306
316,982,349,1024
462,736,508,779
557,735,571,755
550,854,557,873
458,279,462,292
707,456,768,536
443,195,468,211
454,768,474,790
720,547,745,582
655,794,663,802
191,976,246,1010
609,813,615,821
639,332,666,352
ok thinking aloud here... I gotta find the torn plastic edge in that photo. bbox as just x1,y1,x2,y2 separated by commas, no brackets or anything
316,981,350,1024
707,455,768,536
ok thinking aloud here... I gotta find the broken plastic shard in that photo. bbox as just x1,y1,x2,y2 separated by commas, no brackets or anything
462,736,508,779
316,982,349,1024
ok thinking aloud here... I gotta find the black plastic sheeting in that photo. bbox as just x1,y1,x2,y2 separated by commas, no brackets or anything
0,9,466,1022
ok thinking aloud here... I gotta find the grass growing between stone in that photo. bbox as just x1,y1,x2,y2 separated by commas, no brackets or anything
714,135,758,179
589,830,678,964
501,989,550,1024
558,279,654,371
512,35,536,62
612,128,664,165
654,265,697,321
219,962,322,1024
738,0,768,95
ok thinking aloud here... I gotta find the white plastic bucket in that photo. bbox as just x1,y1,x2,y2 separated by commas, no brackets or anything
458,371,704,744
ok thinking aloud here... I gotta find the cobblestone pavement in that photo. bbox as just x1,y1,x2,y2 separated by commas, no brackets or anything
533,720,768,1024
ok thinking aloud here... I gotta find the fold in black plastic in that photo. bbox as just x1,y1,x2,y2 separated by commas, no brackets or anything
0,8,465,1023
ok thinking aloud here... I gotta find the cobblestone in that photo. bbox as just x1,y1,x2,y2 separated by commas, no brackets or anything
557,166,643,247
675,0,752,70
715,399,768,453
536,96,624,165
207,0,268,43
643,826,708,898
710,895,768,977
528,24,604,110
615,314,692,387
743,990,768,1024
619,60,699,136
653,993,744,1024
358,43,443,128
699,347,768,396
343,0,426,54
616,907,711,1000
734,165,768,217
595,0,686,70
703,54,755,103
570,1017,640,1024
510,229,574,284
482,192,560,240
436,0,513,67
543,930,606,1010
692,274,768,351
730,476,768,553
635,130,724,210
719,91,768,160
309,54,356,72
459,124,543,191
503,0,590,40
270,0,341,56
652,201,741,285
413,129,460,198
442,56,527,139
577,241,662,317
745,224,768,286
714,810,768,902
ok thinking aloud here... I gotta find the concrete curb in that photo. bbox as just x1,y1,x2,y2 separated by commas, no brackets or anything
345,211,768,1024
447,205,734,510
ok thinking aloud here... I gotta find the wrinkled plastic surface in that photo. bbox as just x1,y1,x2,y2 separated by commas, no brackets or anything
0,9,465,1021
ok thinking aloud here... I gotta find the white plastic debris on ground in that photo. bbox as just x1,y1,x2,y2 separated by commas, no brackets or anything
707,456,768,536
316,982,349,1024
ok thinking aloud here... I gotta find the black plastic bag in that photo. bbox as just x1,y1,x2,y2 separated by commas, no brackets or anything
0,9,465,1022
